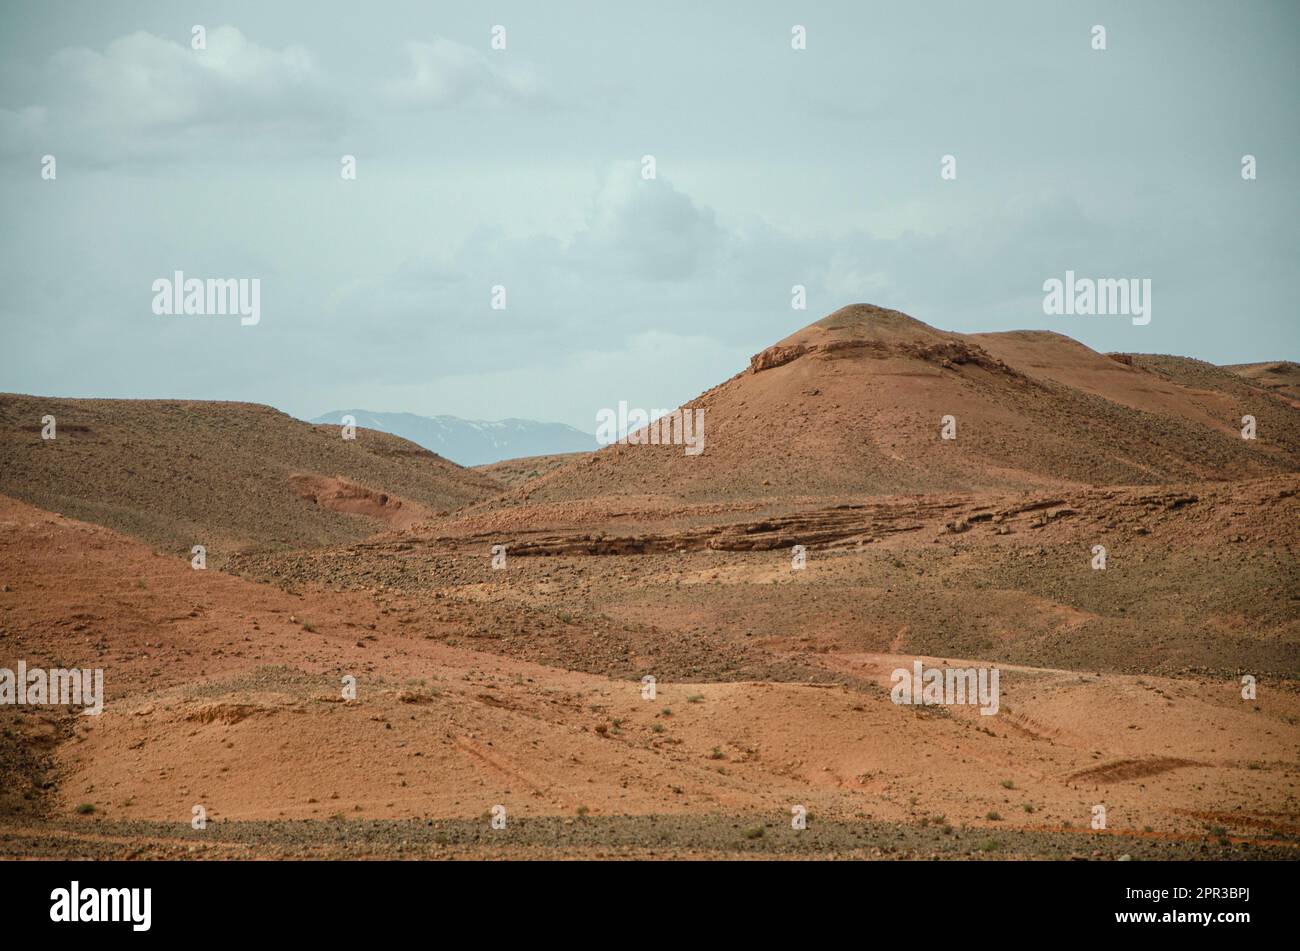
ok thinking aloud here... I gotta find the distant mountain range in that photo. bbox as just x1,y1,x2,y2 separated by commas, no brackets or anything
309,410,598,467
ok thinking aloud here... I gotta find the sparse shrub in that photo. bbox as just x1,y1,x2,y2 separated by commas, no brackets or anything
75,803,96,815
744,825,765,840
1000,779,1016,790
687,694,704,704
985,810,1001,821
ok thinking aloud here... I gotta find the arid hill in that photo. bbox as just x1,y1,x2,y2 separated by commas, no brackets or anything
0,395,501,558
519,305,1300,504
474,451,588,488
1224,361,1300,405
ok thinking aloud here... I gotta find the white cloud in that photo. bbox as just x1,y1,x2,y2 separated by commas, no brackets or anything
4,27,339,161
0,28,549,162
54,27,330,128
571,165,727,281
385,37,543,108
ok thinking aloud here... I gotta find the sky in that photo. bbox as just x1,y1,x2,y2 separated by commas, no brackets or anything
1,0,1296,433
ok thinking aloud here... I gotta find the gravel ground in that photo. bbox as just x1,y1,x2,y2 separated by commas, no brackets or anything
3,815,1293,861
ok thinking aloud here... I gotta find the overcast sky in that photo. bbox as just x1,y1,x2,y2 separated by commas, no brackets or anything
1,1,1296,432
